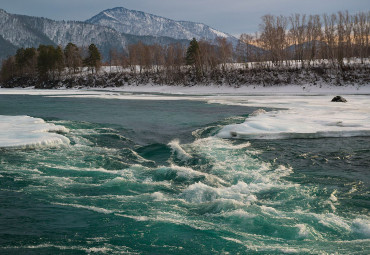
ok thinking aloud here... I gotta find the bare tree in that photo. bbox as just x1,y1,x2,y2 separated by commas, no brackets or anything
260,15,288,66
322,13,338,65
215,37,233,70
289,14,307,66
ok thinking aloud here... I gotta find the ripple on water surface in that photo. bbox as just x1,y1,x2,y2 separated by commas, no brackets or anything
0,96,370,254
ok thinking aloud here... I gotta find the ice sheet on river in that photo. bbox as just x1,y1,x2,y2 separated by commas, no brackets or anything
217,95,370,139
0,115,70,148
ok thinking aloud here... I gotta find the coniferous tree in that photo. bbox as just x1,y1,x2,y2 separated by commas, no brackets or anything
15,47,37,75
37,45,63,80
37,45,54,80
185,38,200,65
186,38,202,76
84,44,101,74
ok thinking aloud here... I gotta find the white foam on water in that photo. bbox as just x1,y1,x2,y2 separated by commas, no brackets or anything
221,238,312,254
154,164,227,186
40,163,124,175
352,218,370,237
2,244,112,252
168,139,192,161
86,237,110,243
329,190,338,202
181,182,219,203
260,205,280,216
119,211,217,230
221,209,256,219
295,224,310,238
168,165,202,179
173,135,370,249
2,243,135,254
35,176,75,186
293,209,370,240
294,210,353,234
117,210,216,231
151,191,167,201
320,213,352,231
217,95,370,140
154,211,217,231
221,236,244,244
176,137,296,218
181,181,259,204
0,115,70,148
116,213,150,222
130,149,155,163
188,137,296,193
53,202,114,214
103,177,134,186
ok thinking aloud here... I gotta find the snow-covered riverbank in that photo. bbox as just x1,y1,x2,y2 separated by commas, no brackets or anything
1,86,370,145
1,83,369,96
1,62,369,91
90,83,370,95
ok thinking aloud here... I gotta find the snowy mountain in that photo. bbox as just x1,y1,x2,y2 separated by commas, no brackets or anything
0,7,242,62
0,9,189,61
0,9,128,59
0,9,54,56
86,7,238,44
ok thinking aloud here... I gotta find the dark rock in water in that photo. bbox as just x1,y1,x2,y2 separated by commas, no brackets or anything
331,96,347,103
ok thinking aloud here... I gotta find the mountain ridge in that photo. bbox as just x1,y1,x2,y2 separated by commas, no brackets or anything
86,7,238,43
0,8,129,60
0,8,191,61
0,7,239,62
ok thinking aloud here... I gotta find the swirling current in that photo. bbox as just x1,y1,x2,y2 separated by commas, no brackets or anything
0,93,369,254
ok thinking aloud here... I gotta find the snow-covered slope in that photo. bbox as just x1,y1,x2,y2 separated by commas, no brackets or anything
21,17,127,50
0,9,127,58
0,9,55,49
86,7,238,43
0,34,19,60
0,7,239,61
0,8,191,60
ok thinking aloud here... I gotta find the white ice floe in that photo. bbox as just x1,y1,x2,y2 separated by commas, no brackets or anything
0,115,70,148
217,95,370,139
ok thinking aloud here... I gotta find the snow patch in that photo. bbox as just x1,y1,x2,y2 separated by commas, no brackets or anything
218,95,370,140
0,115,70,148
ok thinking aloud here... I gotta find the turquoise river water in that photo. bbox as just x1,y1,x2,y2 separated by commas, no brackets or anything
0,93,369,254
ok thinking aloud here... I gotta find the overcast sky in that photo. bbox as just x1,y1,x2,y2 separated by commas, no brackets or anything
1,0,368,36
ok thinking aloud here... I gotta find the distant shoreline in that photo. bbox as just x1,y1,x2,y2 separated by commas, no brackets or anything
98,84,370,95
1,63,369,94
1,83,370,96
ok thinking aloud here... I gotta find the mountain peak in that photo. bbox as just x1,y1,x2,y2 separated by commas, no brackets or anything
86,7,237,43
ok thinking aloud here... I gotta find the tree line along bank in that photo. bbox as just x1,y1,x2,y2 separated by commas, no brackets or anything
0,10,369,88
